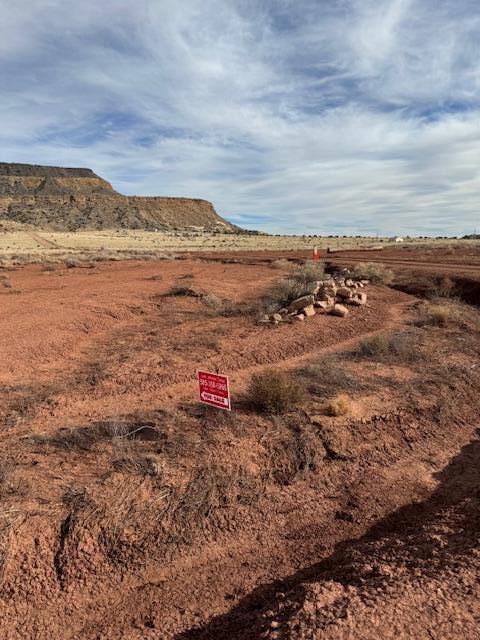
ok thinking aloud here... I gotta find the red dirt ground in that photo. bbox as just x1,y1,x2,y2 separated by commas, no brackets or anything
0,250,479,639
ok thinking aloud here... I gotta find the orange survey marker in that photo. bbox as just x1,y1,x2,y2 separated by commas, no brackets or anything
312,245,319,261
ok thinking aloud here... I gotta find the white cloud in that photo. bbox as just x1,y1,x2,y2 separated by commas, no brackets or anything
0,0,479,235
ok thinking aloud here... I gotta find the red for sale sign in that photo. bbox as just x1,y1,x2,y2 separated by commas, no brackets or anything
198,370,231,411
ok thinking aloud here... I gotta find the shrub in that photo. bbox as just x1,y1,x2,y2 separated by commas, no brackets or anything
325,393,351,416
416,300,465,327
353,262,394,285
261,260,326,312
291,259,325,284
246,369,305,413
270,258,293,270
65,258,82,269
358,331,420,362
300,357,362,397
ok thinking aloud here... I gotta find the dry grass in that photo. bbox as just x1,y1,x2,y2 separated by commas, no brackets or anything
300,357,364,397
246,369,305,413
261,418,318,485
260,260,326,313
414,299,476,329
357,331,423,362
325,393,351,416
352,262,394,285
416,300,462,327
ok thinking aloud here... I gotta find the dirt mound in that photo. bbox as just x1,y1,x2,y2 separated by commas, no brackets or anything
0,162,237,232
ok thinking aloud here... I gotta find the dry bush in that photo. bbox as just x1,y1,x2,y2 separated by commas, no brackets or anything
353,262,394,285
260,278,306,313
65,257,82,268
170,464,260,539
145,274,163,281
261,419,318,485
112,452,161,477
325,393,351,416
415,299,472,328
41,264,56,272
292,259,325,283
246,369,305,413
436,276,455,297
29,419,153,452
165,285,203,297
202,292,254,317
300,357,364,397
357,332,422,362
270,258,293,269
260,259,326,312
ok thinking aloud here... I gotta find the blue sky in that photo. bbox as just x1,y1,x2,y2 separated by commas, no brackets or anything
1,0,479,235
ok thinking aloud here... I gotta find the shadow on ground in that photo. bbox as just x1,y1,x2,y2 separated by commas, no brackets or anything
176,430,480,639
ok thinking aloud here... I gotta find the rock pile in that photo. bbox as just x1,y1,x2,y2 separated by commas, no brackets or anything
260,271,370,325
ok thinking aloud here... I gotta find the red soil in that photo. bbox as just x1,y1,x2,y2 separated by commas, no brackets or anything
0,253,479,639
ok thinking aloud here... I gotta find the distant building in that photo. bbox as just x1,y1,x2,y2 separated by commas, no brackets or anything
390,236,404,243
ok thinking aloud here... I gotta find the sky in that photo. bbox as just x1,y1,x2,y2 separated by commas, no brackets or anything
1,0,479,236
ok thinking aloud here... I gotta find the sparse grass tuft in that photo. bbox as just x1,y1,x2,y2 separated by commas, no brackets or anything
270,258,293,269
300,357,363,397
353,262,394,285
246,369,305,413
260,260,325,313
357,331,424,363
325,393,351,416
415,300,465,327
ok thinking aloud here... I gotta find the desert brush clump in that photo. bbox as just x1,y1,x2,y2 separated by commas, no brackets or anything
415,299,466,327
325,393,352,416
246,369,305,413
358,332,413,359
300,357,364,397
260,259,326,313
352,262,394,285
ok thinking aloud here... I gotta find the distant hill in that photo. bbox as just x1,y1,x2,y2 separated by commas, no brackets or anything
0,162,238,232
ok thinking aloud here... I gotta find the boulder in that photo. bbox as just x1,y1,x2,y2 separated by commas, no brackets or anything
350,292,367,306
345,279,354,287
303,304,316,317
314,300,333,312
330,304,349,317
294,313,305,322
288,294,314,312
336,286,353,299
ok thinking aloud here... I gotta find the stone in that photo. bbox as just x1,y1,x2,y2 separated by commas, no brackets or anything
330,304,349,317
345,279,354,286
278,308,289,317
336,286,353,299
314,300,331,310
258,314,271,324
294,313,305,321
350,292,367,306
303,304,316,317
272,313,283,322
288,294,314,312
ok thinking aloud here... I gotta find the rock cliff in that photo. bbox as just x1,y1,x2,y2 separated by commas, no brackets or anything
0,163,237,232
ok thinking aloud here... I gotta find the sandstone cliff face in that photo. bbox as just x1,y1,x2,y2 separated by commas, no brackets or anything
0,163,236,232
